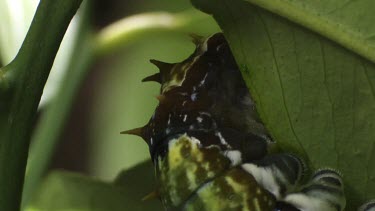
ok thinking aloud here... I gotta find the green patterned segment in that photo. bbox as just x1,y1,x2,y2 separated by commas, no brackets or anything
184,168,276,211
156,134,276,210
156,134,231,208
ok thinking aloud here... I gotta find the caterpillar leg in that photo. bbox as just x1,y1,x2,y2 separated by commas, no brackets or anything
283,169,346,211
241,153,305,199
359,200,375,211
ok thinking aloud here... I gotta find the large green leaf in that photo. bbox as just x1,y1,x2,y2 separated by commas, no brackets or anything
245,0,375,64
191,0,375,209
27,161,162,211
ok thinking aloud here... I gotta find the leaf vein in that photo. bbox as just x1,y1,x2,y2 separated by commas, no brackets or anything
319,40,339,166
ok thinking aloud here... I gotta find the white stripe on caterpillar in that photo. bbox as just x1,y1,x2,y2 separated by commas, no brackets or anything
358,200,375,211
283,169,345,211
242,153,305,199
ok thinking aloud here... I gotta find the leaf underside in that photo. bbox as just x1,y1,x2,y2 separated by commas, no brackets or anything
191,0,375,209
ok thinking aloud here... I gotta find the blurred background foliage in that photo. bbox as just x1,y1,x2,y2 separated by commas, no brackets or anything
0,0,219,210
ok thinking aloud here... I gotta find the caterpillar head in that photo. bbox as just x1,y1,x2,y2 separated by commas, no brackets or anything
122,33,269,162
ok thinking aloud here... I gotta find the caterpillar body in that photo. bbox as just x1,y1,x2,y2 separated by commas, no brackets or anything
122,33,353,210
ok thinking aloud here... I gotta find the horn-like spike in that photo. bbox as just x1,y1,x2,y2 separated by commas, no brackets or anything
189,33,204,46
142,190,160,201
149,59,174,74
120,127,143,136
142,73,161,83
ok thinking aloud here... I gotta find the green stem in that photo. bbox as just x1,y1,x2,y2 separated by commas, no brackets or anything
21,24,93,211
0,0,82,210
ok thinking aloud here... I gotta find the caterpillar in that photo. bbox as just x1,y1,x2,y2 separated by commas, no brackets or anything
122,33,371,210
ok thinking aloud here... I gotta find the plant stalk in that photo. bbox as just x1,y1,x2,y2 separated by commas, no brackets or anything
0,0,83,210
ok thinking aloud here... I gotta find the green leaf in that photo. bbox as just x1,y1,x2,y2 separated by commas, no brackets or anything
193,0,375,64
27,161,162,211
191,0,375,209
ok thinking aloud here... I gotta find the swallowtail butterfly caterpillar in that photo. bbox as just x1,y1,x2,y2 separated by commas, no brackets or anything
122,33,350,210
